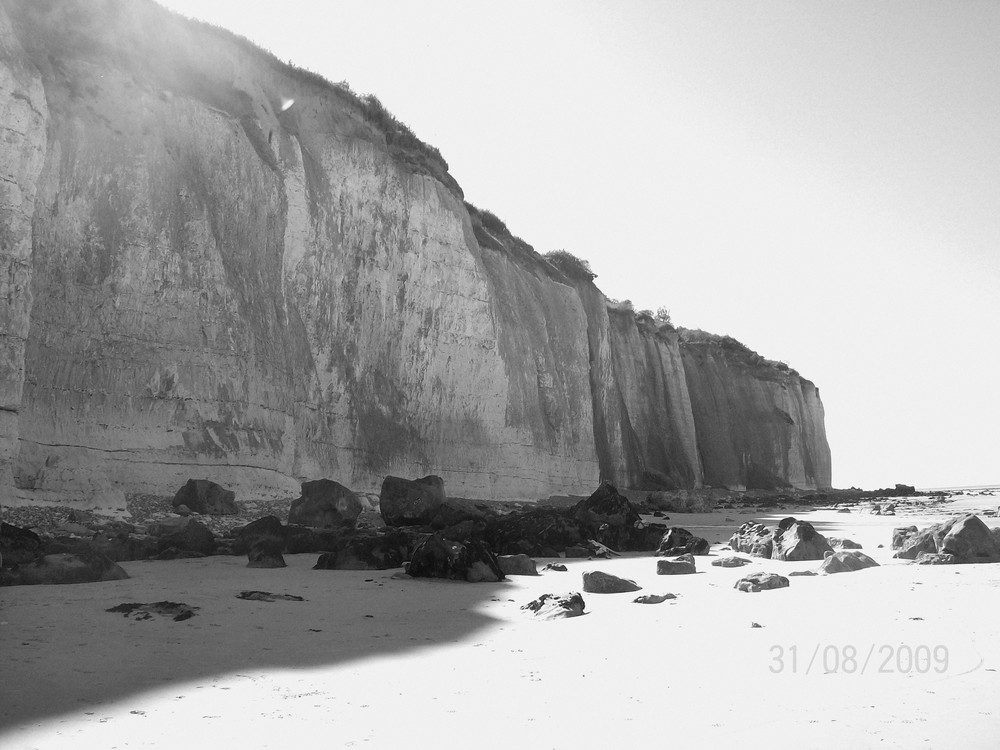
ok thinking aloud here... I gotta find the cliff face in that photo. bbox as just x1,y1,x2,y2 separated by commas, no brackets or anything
679,334,832,491
0,5,47,507
0,0,831,506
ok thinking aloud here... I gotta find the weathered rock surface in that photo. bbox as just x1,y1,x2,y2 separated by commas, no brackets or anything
150,518,215,557
571,482,651,551
486,507,589,557
895,515,1000,564
828,537,863,550
656,553,697,575
892,526,919,550
247,538,286,568
582,570,642,594
729,522,774,558
915,552,957,565
734,572,789,592
288,479,363,528
1,551,128,586
313,529,414,570
172,479,237,515
232,515,286,555
521,592,586,620
770,517,833,561
498,554,539,576
818,550,879,574
0,0,831,511
655,527,711,556
0,521,42,565
379,475,491,531
406,533,504,582
711,555,752,568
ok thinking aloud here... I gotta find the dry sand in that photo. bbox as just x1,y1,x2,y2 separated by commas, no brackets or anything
2,495,1000,748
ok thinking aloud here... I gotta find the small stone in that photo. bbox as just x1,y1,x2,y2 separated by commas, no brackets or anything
633,593,675,604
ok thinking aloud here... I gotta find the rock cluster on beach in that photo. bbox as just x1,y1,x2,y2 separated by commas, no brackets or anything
728,517,834,561
892,514,1000,564
3,474,999,589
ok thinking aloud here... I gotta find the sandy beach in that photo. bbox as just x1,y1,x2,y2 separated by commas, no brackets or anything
3,494,1000,749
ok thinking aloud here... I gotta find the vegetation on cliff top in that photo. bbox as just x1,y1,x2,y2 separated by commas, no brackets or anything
543,250,597,281
678,328,797,374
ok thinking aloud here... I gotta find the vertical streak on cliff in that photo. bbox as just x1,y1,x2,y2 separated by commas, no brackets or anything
0,0,833,503
679,338,832,490
572,280,702,490
0,6,47,507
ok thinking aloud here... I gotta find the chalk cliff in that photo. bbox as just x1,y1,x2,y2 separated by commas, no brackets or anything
0,0,831,507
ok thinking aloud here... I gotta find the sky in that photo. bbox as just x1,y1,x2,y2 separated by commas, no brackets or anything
155,0,999,491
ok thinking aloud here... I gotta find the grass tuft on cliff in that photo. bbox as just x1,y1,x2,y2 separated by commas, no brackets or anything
544,250,597,281
678,328,797,374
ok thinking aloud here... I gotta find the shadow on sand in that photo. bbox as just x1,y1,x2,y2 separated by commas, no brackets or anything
0,553,510,728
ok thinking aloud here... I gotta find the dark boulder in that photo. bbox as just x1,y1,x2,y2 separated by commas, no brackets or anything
1,551,129,586
771,517,833,561
734,572,789,592
655,527,711,556
406,533,504,582
486,507,589,556
1,522,43,566
153,518,215,557
233,516,286,555
91,530,159,562
380,474,442,524
313,529,415,570
818,550,879,574
656,553,697,575
582,570,642,594
521,592,586,619
283,525,344,554
247,538,287,568
172,479,237,515
729,522,773,558
543,563,568,572
498,554,539,576
571,481,651,551
895,515,1000,563
939,514,1000,563
288,480,363,529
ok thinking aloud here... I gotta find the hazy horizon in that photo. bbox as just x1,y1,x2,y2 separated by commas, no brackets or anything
154,0,999,490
